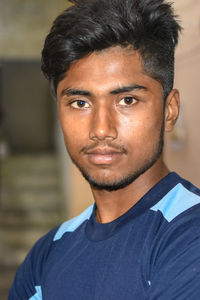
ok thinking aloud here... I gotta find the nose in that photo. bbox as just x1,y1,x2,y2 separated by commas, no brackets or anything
89,104,118,141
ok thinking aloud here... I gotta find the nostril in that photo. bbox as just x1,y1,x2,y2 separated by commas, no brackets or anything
89,108,118,141
89,123,118,141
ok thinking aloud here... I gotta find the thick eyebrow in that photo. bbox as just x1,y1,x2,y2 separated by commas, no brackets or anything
60,84,147,98
61,88,91,97
110,84,147,95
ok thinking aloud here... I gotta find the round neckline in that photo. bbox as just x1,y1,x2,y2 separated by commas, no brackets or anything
85,172,180,241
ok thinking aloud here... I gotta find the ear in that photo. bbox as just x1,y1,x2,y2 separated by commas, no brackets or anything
164,89,180,132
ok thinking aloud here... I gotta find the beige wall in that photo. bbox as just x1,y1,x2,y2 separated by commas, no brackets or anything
0,0,70,59
67,163,94,218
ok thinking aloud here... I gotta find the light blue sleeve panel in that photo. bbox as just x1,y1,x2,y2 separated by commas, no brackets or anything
29,286,42,300
53,204,94,241
151,183,200,222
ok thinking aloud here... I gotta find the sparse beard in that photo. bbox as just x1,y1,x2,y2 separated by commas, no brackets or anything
69,122,164,192
80,147,163,191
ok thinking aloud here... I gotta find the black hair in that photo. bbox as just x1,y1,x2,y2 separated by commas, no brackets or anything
41,0,181,99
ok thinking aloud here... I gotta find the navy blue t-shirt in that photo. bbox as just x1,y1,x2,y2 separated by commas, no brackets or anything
9,173,200,299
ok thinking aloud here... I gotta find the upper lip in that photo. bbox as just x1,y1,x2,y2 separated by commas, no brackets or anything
85,147,124,155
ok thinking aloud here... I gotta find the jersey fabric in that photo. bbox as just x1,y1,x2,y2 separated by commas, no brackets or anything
8,172,200,299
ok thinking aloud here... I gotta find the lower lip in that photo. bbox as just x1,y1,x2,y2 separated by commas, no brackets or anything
87,153,123,165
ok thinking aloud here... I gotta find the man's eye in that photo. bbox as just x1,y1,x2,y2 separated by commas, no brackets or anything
71,100,90,108
119,97,137,106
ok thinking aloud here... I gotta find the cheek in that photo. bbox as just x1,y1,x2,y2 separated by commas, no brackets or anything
118,108,163,146
59,112,89,152
59,112,76,146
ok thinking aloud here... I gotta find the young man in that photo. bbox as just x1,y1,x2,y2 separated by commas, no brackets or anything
9,0,200,299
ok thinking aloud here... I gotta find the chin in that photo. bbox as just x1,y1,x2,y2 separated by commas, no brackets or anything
79,165,151,191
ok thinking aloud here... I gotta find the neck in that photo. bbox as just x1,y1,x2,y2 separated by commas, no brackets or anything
91,158,169,223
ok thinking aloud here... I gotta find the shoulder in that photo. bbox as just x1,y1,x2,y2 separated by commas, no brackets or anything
150,176,200,223
149,176,200,264
8,226,58,299
147,176,200,267
8,204,94,299
54,204,94,241
146,177,200,299
24,204,94,269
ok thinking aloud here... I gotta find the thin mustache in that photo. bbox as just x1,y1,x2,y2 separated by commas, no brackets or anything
81,143,127,154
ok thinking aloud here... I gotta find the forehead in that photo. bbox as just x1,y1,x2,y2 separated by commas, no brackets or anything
57,46,162,96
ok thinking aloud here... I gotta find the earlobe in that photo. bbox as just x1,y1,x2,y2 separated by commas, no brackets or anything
164,89,180,132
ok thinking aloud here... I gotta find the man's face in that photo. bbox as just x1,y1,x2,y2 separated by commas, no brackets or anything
57,47,165,191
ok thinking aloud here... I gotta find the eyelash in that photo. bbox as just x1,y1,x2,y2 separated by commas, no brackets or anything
70,100,90,109
67,96,138,110
118,96,137,106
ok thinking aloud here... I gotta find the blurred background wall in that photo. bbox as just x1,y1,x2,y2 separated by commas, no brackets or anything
0,0,199,298
0,1,71,299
